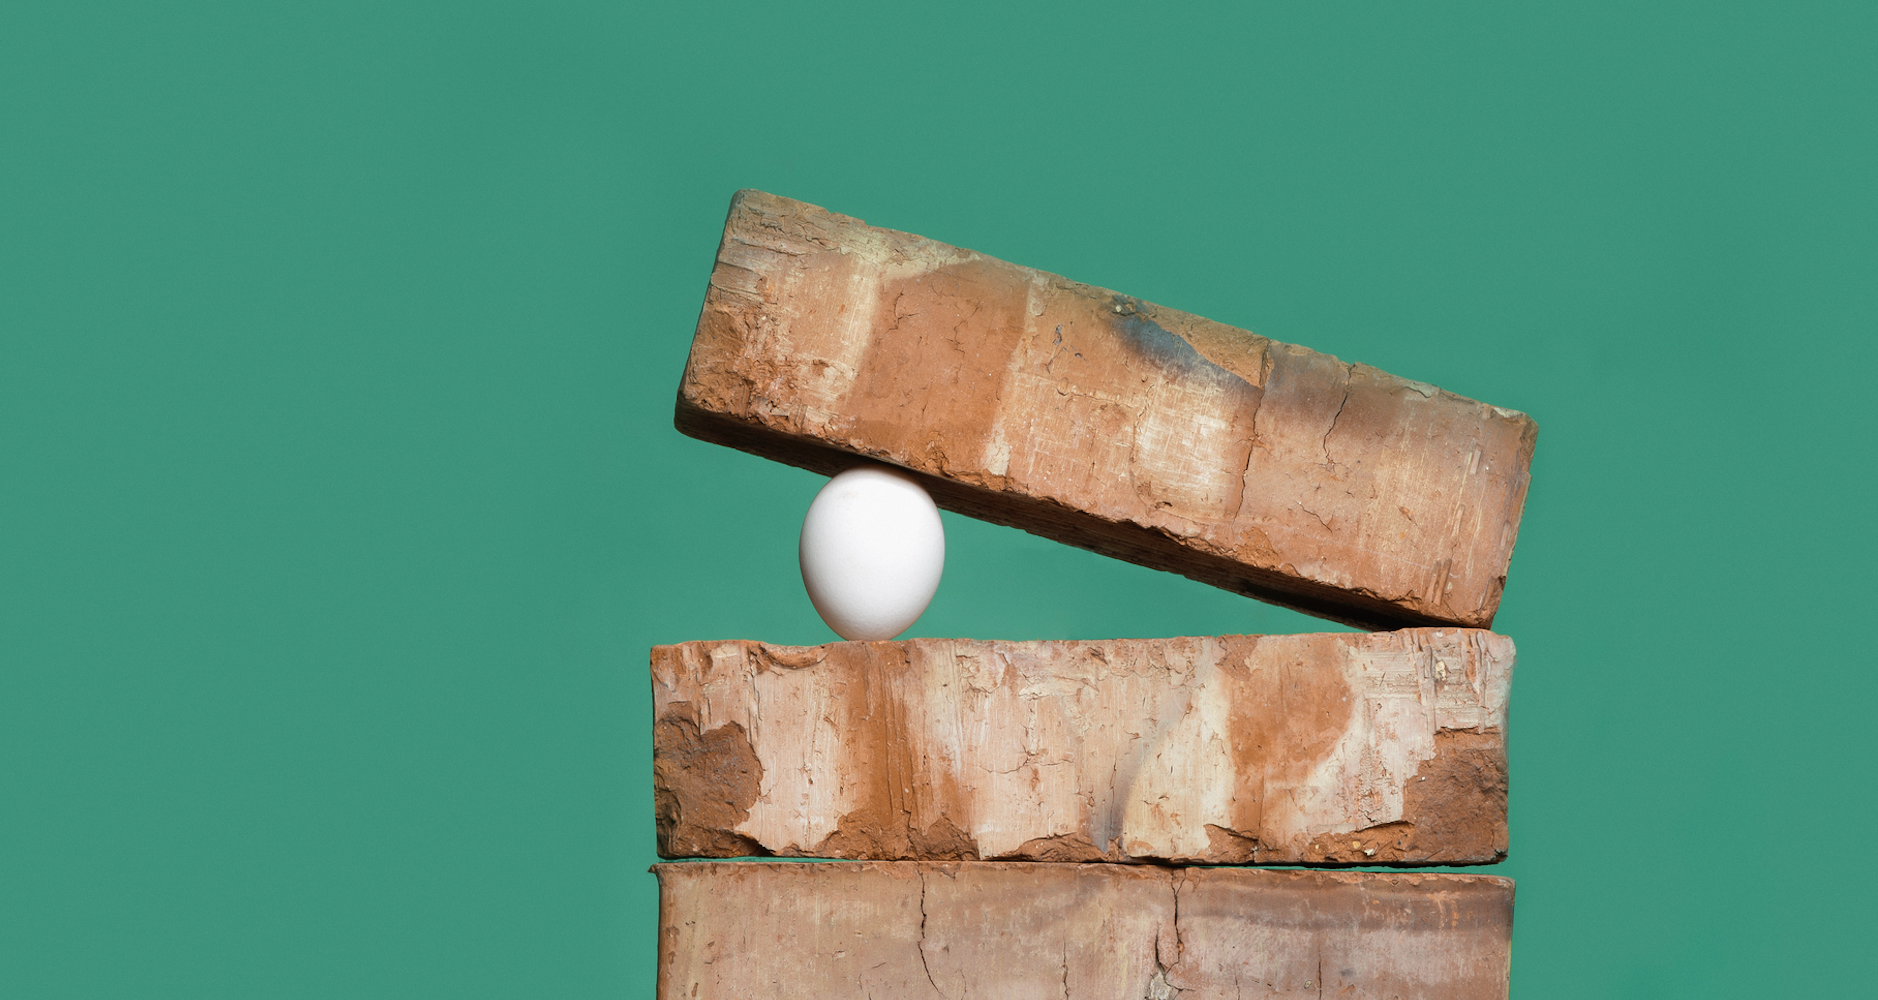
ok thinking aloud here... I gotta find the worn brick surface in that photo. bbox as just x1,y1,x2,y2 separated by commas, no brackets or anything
677,190,1537,630
654,861,1513,999
654,630,1511,866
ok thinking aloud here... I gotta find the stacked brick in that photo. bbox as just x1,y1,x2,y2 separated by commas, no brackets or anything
652,191,1532,998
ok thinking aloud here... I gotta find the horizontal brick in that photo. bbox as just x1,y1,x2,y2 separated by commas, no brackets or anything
654,861,1513,999
677,190,1537,630
654,630,1511,865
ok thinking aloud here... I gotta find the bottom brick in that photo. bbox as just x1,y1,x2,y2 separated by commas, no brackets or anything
654,861,1512,999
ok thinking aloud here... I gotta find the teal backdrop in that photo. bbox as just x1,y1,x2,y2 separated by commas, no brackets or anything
4,3,1872,997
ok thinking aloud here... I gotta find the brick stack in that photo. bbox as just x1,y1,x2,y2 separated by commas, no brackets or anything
651,191,1534,998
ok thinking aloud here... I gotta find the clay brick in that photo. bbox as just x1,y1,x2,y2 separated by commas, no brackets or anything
653,630,1511,866
677,191,1537,630
654,861,1513,999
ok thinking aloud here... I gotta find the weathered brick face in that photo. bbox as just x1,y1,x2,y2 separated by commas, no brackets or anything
653,630,1512,866
678,190,1537,630
654,862,1515,1000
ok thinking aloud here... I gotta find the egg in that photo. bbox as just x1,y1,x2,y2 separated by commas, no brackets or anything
799,465,946,641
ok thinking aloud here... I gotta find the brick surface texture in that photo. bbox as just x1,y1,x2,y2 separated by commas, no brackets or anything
654,630,1511,866
654,861,1513,999
677,191,1537,629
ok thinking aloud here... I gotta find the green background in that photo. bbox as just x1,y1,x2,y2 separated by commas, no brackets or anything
4,2,1872,996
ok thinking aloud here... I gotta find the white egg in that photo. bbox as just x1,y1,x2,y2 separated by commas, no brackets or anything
799,465,945,641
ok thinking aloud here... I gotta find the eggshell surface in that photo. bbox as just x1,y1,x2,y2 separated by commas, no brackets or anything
799,466,945,641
